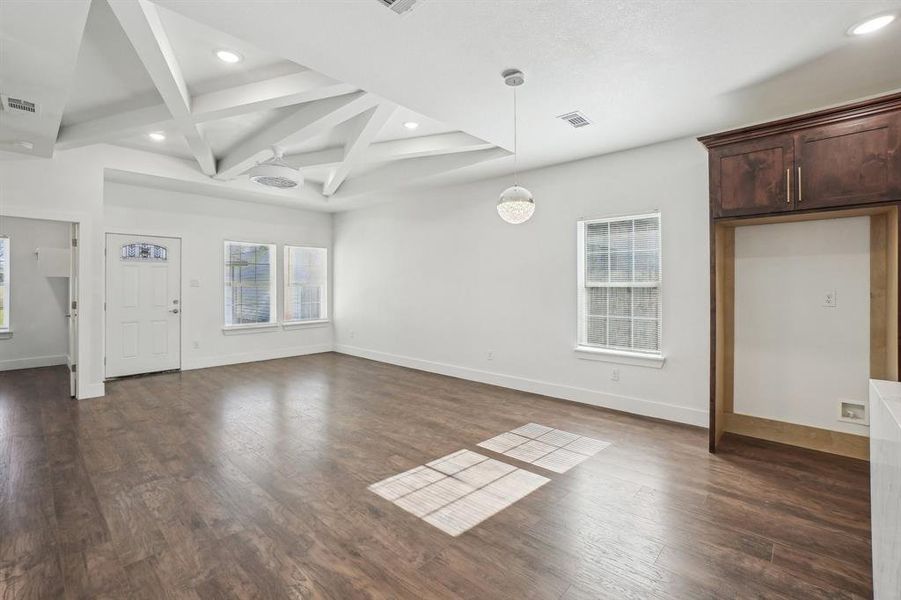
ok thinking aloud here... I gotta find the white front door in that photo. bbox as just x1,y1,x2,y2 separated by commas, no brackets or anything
105,234,181,378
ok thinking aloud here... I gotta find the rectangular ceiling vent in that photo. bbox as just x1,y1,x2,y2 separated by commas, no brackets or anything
376,0,420,15
1,95,39,116
557,111,591,129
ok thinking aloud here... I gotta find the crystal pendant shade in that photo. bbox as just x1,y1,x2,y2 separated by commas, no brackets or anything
497,185,535,225
497,69,534,224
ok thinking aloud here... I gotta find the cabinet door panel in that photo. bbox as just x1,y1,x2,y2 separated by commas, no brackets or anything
711,136,794,218
797,113,901,209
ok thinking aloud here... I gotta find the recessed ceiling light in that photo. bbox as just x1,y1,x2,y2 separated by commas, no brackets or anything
215,49,243,64
148,132,166,142
848,13,895,36
403,121,419,130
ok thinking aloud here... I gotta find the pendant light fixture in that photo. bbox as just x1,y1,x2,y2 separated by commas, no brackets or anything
497,69,535,224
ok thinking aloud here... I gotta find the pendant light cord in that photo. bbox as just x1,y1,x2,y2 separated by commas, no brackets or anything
512,84,518,185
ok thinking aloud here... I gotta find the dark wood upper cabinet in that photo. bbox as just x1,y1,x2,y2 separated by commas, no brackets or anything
709,135,794,218
796,113,901,209
700,92,901,219
701,93,901,456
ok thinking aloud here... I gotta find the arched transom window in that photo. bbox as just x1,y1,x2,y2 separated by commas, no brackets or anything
120,243,168,261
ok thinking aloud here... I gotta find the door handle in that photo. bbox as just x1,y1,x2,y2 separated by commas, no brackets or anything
797,166,802,202
786,168,791,204
169,308,180,314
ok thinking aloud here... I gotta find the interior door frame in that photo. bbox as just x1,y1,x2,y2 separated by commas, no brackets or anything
104,232,183,379
0,206,86,397
68,223,79,397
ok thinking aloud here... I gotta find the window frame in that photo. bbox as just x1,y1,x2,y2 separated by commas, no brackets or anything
0,235,9,332
283,245,329,325
222,240,278,331
575,212,665,368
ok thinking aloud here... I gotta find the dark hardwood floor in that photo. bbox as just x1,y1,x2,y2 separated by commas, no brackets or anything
0,354,872,599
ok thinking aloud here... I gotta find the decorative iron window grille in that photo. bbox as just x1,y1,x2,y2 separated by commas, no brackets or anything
121,243,168,261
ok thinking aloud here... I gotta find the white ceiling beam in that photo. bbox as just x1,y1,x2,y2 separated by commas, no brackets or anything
283,132,495,172
283,148,344,171
191,71,358,122
330,147,511,201
56,104,173,150
367,132,495,162
109,0,216,175
55,72,357,150
215,91,378,181
323,103,396,197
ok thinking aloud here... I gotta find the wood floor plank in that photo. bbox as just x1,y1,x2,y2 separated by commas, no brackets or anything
0,357,874,599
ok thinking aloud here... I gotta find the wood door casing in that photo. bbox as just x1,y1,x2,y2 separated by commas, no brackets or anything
710,135,794,218
796,113,901,209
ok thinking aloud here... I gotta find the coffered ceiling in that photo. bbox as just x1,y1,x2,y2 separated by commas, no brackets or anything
2,0,901,210
0,0,505,208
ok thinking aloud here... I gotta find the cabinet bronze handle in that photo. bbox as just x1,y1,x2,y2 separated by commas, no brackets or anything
786,168,791,204
797,166,802,202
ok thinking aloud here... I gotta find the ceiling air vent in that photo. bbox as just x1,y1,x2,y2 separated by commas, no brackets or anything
1,95,39,115
557,111,591,129
376,0,420,15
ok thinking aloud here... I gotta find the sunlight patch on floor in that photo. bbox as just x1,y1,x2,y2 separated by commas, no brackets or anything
478,423,611,473
368,450,549,536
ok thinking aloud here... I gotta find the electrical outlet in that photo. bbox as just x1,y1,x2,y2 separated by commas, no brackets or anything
192,341,200,349
823,290,837,308
611,368,620,382
189,279,200,288
487,351,494,361
349,330,356,339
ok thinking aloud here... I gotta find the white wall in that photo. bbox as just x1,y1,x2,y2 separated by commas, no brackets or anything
334,137,710,426
0,216,70,370
733,217,870,436
0,147,105,397
0,144,335,398
104,182,333,370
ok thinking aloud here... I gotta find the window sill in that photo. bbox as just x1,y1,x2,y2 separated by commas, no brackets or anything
222,323,279,335
282,320,330,330
0,330,11,340
574,345,665,368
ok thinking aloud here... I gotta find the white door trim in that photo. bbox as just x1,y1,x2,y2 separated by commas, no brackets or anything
104,232,183,378
0,205,91,398
68,223,79,397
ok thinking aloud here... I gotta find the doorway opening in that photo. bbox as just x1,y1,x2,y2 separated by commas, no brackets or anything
712,206,897,459
0,216,79,397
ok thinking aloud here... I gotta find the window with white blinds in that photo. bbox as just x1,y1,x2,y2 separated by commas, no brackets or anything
284,246,327,323
577,213,661,355
0,236,9,331
223,241,276,327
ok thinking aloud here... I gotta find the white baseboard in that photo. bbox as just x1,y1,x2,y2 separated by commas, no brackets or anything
335,344,708,428
0,354,67,372
181,343,334,371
